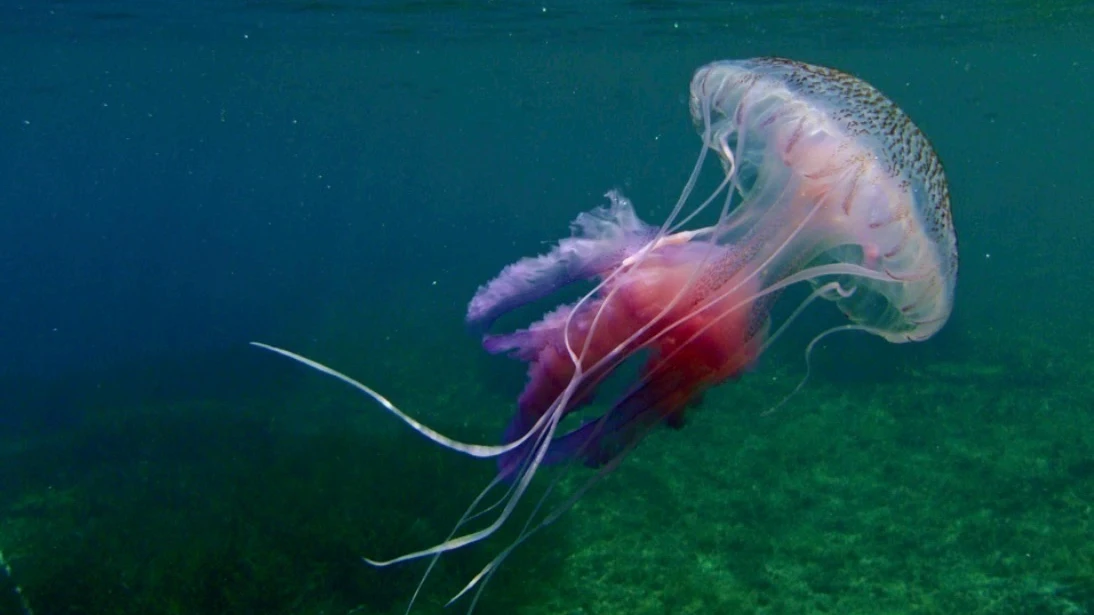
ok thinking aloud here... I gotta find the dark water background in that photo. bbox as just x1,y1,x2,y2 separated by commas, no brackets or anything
1,2,1092,614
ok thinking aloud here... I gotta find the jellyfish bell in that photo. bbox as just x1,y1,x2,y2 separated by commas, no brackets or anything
252,57,957,612
687,58,957,346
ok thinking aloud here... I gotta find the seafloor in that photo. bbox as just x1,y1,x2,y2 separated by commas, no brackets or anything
1,325,1091,615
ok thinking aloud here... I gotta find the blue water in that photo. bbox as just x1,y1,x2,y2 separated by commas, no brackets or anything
1,2,1092,614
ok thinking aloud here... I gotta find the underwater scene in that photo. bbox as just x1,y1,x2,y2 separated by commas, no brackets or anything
1,1,1092,614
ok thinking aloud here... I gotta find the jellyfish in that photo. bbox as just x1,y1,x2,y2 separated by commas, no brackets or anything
253,57,957,612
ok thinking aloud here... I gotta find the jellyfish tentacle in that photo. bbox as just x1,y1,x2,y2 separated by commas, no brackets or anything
400,473,507,615
363,402,565,566
762,323,873,416
448,422,641,611
754,281,854,358
665,148,737,236
250,342,558,459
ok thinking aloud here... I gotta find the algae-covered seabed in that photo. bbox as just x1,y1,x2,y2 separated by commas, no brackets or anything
1,326,1092,615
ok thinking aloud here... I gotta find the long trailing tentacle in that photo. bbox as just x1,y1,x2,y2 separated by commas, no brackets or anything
762,323,872,417
249,343,585,590
398,472,510,614
362,396,565,566
449,417,648,611
250,342,557,459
